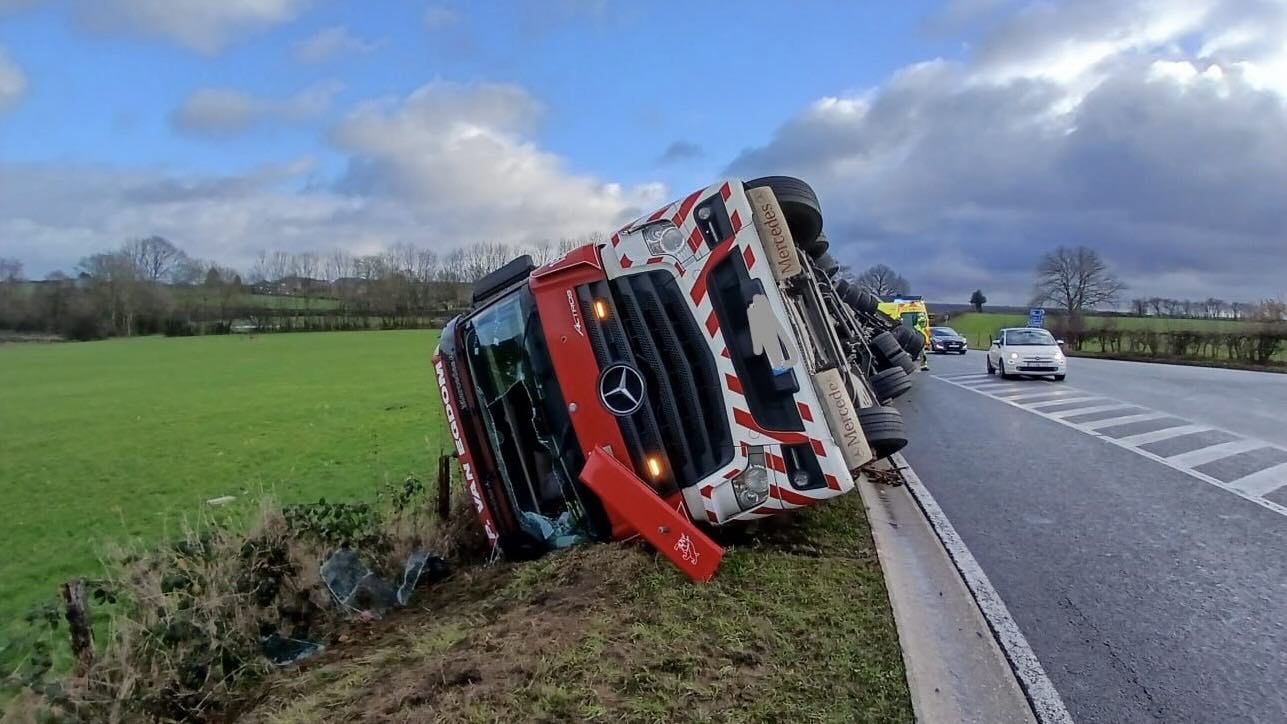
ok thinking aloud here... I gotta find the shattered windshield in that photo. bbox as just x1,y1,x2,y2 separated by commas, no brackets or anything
463,289,594,547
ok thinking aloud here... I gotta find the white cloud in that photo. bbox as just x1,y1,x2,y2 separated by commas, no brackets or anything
5,82,666,274
76,0,312,54
729,0,1287,304
332,81,665,242
291,26,380,63
0,47,25,112
171,81,344,136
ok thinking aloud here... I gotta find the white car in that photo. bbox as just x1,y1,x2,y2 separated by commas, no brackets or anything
986,327,1067,380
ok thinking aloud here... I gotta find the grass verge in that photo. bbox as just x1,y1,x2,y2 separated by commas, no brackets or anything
245,493,911,724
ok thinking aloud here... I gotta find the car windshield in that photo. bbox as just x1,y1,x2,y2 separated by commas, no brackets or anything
463,288,595,541
932,327,959,337
1005,329,1056,346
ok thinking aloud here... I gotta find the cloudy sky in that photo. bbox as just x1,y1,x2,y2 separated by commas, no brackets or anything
1,0,1284,305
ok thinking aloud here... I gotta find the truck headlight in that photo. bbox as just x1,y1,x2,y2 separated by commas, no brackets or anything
641,221,686,256
731,465,767,509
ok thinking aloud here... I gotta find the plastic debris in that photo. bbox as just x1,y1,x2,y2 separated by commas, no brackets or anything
320,547,450,619
260,633,325,665
518,510,588,549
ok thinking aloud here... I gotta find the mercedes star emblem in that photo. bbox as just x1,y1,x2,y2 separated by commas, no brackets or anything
598,364,646,416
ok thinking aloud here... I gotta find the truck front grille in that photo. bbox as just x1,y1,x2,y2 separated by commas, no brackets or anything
578,271,732,488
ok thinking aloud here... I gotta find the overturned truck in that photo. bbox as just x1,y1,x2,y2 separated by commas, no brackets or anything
433,177,923,580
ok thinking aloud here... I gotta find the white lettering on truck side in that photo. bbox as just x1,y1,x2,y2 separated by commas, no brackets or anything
435,356,500,545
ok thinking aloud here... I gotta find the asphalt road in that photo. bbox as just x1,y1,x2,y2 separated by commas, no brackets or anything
899,351,1287,724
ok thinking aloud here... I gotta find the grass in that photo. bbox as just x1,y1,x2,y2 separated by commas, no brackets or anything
246,493,912,724
0,330,444,626
940,311,1275,349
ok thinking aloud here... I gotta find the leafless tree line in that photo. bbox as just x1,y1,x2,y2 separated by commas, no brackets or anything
0,235,598,341
1127,296,1260,321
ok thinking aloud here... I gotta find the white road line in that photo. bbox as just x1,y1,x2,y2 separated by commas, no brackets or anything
1046,404,1136,419
931,375,1287,520
1028,396,1103,410
1227,462,1287,497
966,381,1025,390
1114,424,1211,447
995,390,1053,400
1169,439,1266,467
893,454,1074,724
1080,412,1174,431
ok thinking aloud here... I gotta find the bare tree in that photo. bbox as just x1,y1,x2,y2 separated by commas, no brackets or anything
857,264,911,298
123,236,185,282
1130,298,1148,316
326,249,352,281
530,240,555,266
0,257,23,282
1031,246,1125,320
297,252,320,281
79,251,142,336
439,249,467,282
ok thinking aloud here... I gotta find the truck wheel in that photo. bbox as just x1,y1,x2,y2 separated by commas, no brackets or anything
894,325,924,357
870,367,912,402
806,230,831,259
814,251,840,278
843,285,880,315
871,331,903,363
894,351,917,375
745,176,824,250
859,406,908,459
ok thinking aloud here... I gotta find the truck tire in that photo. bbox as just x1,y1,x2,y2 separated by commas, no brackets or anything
859,406,908,459
871,331,903,363
834,277,851,296
894,325,924,357
745,176,824,250
893,350,917,375
807,230,831,259
814,251,840,278
843,285,880,315
870,367,912,402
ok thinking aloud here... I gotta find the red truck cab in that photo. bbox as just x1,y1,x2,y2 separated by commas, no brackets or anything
434,177,896,578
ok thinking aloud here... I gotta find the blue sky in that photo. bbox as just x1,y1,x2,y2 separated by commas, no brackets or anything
1,1,951,186
2,0,1285,304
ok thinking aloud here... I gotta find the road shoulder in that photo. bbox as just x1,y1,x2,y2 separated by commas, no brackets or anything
858,458,1042,724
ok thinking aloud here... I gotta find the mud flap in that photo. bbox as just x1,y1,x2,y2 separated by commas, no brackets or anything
580,447,724,582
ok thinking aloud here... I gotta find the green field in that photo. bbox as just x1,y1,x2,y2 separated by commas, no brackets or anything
0,330,444,623
939,311,1270,349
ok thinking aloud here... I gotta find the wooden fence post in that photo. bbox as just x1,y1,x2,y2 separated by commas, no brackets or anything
62,578,94,669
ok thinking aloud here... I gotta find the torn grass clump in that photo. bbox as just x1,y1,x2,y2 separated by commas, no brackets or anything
3,478,463,723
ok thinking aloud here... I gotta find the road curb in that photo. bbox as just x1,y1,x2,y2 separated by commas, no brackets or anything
856,456,1052,723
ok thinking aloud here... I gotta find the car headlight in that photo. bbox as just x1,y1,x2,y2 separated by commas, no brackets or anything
732,456,771,510
641,221,686,256
1008,352,1019,361
1055,351,1066,362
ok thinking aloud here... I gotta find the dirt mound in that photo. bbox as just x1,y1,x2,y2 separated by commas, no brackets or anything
242,495,911,724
